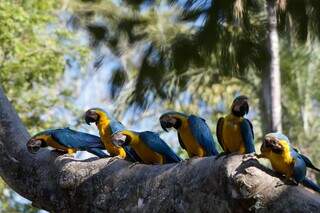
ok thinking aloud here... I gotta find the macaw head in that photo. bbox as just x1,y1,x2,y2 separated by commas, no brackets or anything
159,111,188,132
261,132,290,155
27,133,50,154
112,130,137,147
231,95,249,117
85,108,108,125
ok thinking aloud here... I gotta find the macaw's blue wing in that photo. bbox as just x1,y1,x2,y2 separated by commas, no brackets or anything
51,128,105,149
292,154,307,183
240,119,255,153
299,154,320,172
124,146,142,162
216,117,225,151
301,178,320,193
188,115,218,156
109,120,125,135
139,131,181,163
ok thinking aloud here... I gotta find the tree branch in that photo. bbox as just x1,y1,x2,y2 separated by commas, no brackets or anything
0,86,319,212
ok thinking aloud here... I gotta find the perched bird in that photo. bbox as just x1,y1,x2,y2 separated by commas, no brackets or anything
27,128,108,158
258,132,320,193
112,130,181,164
159,111,218,157
216,95,255,154
84,108,140,161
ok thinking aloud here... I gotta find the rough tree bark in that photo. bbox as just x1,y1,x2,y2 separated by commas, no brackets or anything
0,86,319,213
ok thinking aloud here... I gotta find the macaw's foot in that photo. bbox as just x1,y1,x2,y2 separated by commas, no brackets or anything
275,175,296,187
114,155,126,161
107,155,124,164
254,153,264,159
242,152,257,160
285,177,299,186
129,162,140,168
53,149,74,157
62,148,77,157
215,152,229,159
114,155,125,160
275,181,285,188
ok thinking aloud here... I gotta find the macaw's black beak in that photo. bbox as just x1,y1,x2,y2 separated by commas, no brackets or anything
262,137,283,154
232,96,249,117
112,133,129,147
85,110,99,125
160,120,172,132
240,101,249,115
26,138,43,154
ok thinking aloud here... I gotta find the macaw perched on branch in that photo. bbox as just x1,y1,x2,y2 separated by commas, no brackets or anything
258,132,320,193
84,108,140,162
112,130,181,164
159,111,218,157
27,128,108,158
216,96,255,154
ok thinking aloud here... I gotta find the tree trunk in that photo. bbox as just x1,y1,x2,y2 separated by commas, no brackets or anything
263,0,282,133
0,86,319,212
260,70,273,135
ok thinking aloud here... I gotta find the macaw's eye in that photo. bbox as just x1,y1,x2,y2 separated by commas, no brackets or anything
264,139,273,148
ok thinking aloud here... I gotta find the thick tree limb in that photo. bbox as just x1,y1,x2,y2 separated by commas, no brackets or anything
0,86,319,212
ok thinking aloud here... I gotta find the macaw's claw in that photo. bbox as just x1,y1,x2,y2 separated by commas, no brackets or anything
129,162,140,168
242,152,257,160
215,152,229,159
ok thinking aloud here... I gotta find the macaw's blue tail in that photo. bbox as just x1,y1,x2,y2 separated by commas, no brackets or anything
301,178,320,193
299,154,320,172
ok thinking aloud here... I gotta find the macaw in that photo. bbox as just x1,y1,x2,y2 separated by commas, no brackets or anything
258,132,320,193
159,111,218,157
112,130,181,164
84,108,140,161
27,128,108,158
216,95,255,154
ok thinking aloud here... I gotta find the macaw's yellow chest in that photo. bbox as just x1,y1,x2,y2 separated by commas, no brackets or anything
222,115,245,153
98,123,126,158
178,121,205,157
131,139,164,164
268,152,294,178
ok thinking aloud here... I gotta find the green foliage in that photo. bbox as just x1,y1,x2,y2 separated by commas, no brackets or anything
0,0,89,133
0,0,63,131
0,0,90,211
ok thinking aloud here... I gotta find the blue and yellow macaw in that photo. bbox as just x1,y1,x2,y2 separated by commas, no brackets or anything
159,111,218,157
112,130,181,164
84,108,140,161
27,128,108,158
216,96,255,154
259,132,320,193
